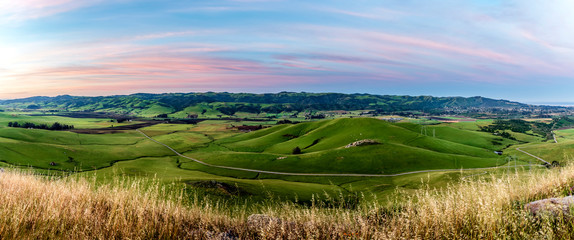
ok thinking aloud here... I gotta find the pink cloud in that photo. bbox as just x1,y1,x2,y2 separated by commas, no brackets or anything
133,31,197,41
324,7,406,21
0,68,335,99
294,25,574,80
520,30,574,52
0,43,319,98
278,62,329,71
361,31,514,64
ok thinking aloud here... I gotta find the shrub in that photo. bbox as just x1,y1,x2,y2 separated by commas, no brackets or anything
292,146,302,154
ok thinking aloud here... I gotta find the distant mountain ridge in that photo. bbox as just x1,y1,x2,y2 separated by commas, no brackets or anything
0,92,565,116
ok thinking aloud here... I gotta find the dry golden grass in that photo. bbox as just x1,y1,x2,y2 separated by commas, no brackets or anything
0,171,242,239
3,165,574,239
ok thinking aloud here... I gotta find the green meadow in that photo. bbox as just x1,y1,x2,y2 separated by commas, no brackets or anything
505,130,574,165
0,112,555,202
191,118,513,175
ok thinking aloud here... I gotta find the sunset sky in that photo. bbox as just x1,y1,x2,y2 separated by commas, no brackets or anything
1,0,574,103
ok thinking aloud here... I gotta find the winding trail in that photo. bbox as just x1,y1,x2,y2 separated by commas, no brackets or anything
515,147,550,165
552,131,558,143
138,129,543,177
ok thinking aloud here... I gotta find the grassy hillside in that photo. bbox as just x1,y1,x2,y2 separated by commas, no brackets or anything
397,122,517,150
0,113,171,170
188,118,513,174
507,141,574,165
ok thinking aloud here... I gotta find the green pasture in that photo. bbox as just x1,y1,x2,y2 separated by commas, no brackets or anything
82,156,540,203
192,118,510,175
134,104,175,117
81,156,344,202
555,128,574,142
504,128,574,165
507,141,574,165
0,113,139,129
449,119,493,131
0,136,171,170
397,122,517,150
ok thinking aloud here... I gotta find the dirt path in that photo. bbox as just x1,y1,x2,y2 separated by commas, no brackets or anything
515,147,550,164
552,131,558,143
138,129,543,177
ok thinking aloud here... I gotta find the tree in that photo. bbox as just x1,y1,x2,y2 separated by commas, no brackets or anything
292,146,302,155
27,104,40,109
217,106,237,116
552,161,560,168
23,122,35,128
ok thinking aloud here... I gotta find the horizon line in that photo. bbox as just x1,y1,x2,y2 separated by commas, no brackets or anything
0,91,515,102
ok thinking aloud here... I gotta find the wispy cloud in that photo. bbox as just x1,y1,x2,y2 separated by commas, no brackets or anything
133,31,197,41
519,30,574,52
228,0,282,2
324,7,406,20
168,6,260,13
3,0,574,101
169,6,234,13
0,0,104,23
296,24,574,79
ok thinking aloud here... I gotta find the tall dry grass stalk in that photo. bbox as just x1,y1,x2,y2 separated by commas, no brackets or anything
3,165,574,239
379,166,574,239
238,165,574,239
0,171,242,239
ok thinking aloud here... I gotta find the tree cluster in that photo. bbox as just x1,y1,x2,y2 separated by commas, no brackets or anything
479,119,558,140
216,104,263,116
479,119,531,133
8,121,74,130
115,118,130,123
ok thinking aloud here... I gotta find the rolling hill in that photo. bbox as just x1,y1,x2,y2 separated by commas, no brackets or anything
182,118,515,175
0,92,557,117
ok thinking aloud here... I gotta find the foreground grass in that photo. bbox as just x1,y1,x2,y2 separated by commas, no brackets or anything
5,165,574,239
0,171,239,239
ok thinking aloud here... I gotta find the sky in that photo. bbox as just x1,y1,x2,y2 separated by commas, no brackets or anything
1,0,574,103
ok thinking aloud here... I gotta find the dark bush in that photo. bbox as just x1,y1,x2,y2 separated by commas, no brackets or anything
292,146,302,155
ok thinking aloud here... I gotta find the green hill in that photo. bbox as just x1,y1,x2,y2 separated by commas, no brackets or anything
183,118,513,174
1,92,555,117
